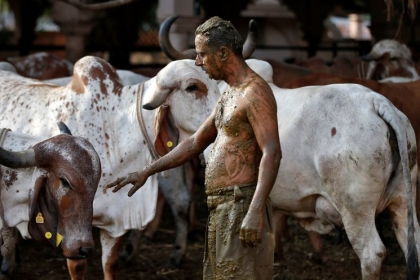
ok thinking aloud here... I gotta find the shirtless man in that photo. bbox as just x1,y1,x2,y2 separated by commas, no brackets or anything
107,16,281,279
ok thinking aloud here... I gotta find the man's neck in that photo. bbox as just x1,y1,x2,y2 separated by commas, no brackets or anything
223,57,250,88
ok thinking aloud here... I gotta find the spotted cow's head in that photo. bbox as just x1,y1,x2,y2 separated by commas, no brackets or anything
360,39,419,81
0,133,101,259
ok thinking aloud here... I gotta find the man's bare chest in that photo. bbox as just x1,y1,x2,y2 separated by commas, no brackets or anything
215,94,251,135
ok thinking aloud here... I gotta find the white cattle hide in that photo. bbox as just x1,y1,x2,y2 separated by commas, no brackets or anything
0,57,160,279
142,59,420,280
45,69,149,86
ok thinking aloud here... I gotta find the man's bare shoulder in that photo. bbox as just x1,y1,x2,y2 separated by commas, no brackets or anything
243,75,275,102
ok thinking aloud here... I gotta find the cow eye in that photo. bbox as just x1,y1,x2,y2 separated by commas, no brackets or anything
60,178,72,189
186,84,199,92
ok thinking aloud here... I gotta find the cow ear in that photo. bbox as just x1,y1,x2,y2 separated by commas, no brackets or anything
28,169,47,219
28,171,59,247
154,105,179,156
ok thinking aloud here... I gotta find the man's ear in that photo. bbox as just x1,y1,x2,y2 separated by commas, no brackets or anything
218,47,228,61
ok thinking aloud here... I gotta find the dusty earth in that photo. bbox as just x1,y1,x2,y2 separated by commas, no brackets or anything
6,183,408,280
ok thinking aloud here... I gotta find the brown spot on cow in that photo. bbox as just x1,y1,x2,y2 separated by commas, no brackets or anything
4,169,18,190
331,127,336,137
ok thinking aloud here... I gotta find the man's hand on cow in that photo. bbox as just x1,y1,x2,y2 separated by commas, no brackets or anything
106,170,148,197
239,207,263,248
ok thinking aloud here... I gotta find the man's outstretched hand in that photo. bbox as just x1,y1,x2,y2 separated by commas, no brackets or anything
106,170,148,197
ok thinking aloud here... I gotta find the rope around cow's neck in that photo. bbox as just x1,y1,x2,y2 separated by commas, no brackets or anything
0,128,16,256
136,82,169,178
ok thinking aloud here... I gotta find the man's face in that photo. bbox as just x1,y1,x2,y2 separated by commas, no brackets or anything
195,34,222,80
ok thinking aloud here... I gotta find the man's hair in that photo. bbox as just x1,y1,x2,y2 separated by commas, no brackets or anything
195,16,244,57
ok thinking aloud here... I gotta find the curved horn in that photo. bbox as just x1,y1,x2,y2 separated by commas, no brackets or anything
159,15,197,60
57,121,73,135
160,16,258,61
242,19,258,59
51,0,138,10
0,147,36,168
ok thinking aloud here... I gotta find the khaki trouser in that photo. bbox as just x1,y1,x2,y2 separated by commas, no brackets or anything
203,184,274,280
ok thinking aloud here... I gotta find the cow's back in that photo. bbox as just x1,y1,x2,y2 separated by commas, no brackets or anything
270,84,415,217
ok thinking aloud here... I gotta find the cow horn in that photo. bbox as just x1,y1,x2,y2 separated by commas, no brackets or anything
242,19,258,59
159,15,197,60
50,0,138,10
0,147,36,168
57,121,73,135
159,15,258,61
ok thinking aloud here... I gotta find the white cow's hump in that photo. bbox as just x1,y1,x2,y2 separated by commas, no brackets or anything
72,56,123,95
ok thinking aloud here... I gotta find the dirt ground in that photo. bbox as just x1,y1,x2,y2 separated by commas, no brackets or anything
7,183,408,280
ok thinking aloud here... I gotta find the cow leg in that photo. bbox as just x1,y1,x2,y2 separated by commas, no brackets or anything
158,166,191,267
119,188,165,266
273,209,327,263
100,229,123,280
118,229,143,266
307,231,327,263
0,228,19,277
272,209,289,261
388,200,420,272
66,259,87,280
342,213,385,280
143,188,166,239
186,158,203,232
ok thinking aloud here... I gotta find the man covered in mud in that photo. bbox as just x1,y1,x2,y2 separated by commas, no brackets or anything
107,16,281,279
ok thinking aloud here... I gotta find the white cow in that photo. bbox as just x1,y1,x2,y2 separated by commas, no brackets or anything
361,39,420,82
141,59,420,279
0,56,196,279
0,124,101,263
45,69,149,86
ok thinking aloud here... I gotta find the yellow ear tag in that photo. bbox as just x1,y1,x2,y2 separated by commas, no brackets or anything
56,233,63,247
36,213,44,224
45,232,52,239
167,141,173,148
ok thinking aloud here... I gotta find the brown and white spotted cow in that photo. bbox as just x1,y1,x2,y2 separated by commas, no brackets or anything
4,52,74,80
0,14,257,278
0,55,218,279
0,123,101,264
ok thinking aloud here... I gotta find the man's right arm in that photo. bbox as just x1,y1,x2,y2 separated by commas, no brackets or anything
107,107,218,196
143,115,217,177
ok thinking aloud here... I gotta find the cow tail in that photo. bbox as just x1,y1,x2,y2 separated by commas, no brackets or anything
374,97,419,280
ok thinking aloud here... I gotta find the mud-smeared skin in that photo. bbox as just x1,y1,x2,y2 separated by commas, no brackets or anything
118,17,282,280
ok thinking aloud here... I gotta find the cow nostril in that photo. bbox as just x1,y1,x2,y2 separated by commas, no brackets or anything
79,247,94,258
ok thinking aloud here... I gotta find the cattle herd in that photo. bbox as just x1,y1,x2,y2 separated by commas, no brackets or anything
0,15,420,280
